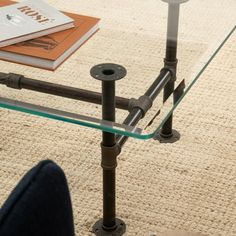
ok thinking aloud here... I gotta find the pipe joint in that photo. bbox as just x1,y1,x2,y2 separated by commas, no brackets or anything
101,143,119,170
128,95,153,118
162,59,178,81
6,73,23,89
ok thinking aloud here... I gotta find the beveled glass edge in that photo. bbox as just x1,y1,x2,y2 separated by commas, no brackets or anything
0,97,147,139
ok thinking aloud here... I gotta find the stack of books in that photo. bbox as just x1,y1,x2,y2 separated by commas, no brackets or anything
0,0,100,70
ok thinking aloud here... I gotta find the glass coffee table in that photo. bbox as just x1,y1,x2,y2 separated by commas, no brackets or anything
0,0,235,235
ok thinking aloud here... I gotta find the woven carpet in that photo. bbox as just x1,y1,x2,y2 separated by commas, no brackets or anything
0,0,236,235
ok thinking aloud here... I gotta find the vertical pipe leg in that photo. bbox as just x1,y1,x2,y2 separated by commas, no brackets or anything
158,0,189,142
161,80,175,138
91,63,126,236
102,80,116,229
103,169,116,229
160,3,180,138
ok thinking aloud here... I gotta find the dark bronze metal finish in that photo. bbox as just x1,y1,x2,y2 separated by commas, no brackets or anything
90,63,127,82
155,79,185,143
116,69,171,149
91,63,126,236
160,2,181,139
0,72,130,110
155,129,180,143
92,218,126,236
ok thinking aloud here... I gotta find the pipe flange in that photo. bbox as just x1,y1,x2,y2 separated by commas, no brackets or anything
92,218,126,236
162,0,189,4
90,63,127,82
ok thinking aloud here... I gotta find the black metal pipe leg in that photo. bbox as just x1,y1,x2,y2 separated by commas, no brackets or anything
161,80,175,138
159,1,185,141
91,63,126,236
101,80,117,230
161,115,173,137
103,169,116,229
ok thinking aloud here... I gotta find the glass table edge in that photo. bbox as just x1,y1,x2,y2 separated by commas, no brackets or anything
0,25,235,140
0,100,154,140
151,24,236,138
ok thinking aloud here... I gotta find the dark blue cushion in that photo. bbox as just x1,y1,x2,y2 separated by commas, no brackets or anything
0,160,75,236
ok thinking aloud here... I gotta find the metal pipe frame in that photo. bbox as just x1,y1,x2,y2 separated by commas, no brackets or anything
91,64,126,236
161,3,180,137
0,68,173,150
0,2,186,235
101,81,117,228
116,69,171,149
0,72,130,110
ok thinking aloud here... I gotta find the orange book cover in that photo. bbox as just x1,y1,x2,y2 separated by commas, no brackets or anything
0,0,100,70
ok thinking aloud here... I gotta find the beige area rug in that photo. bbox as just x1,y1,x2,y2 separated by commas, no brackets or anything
0,0,236,235
158,231,205,236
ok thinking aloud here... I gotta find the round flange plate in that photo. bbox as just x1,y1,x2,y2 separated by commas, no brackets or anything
154,129,181,143
92,218,126,236
90,63,127,82
161,0,189,4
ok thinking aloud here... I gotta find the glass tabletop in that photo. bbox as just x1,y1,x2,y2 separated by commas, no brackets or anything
0,0,235,140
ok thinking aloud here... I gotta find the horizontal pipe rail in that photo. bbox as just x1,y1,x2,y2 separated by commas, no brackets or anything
0,73,130,110
116,69,171,149
0,70,172,149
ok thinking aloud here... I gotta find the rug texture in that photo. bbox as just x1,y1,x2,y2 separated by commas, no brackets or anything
0,0,235,235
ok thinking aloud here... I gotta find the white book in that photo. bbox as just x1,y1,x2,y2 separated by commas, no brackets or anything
0,0,74,47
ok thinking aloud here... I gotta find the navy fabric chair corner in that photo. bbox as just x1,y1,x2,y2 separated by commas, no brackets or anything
0,160,75,236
